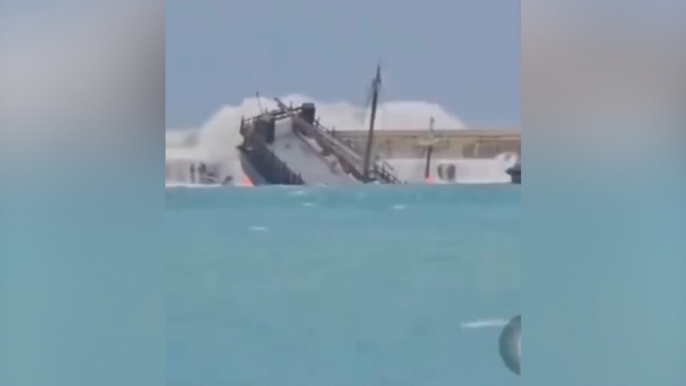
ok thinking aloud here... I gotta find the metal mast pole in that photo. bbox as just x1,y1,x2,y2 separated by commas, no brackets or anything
362,64,381,182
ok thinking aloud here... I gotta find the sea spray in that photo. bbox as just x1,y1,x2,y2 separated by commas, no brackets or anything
165,95,519,185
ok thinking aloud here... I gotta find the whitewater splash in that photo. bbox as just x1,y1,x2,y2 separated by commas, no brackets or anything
387,152,519,184
440,152,519,184
460,318,509,329
166,94,516,186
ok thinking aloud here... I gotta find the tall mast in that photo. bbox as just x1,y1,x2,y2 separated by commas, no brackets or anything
362,64,382,182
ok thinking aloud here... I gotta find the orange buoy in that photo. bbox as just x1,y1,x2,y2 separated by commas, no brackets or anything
239,174,253,187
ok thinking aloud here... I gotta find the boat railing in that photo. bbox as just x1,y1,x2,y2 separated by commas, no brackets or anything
308,118,403,184
240,103,403,184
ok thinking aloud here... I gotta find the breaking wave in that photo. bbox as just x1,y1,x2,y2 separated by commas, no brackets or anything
166,94,517,186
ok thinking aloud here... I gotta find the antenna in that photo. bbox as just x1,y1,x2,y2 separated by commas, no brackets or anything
273,97,289,113
255,91,264,113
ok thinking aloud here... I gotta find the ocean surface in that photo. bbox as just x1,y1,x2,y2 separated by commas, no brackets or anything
166,185,520,385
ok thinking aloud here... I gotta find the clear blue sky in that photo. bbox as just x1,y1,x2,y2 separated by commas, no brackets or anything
166,0,520,127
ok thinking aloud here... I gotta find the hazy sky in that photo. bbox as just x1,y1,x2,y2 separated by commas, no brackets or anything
166,0,520,127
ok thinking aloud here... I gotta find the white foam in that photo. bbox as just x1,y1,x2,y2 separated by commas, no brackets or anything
460,318,509,329
165,183,222,188
387,152,518,184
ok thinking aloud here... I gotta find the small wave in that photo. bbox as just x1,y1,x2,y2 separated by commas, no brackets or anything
460,318,509,329
165,183,224,189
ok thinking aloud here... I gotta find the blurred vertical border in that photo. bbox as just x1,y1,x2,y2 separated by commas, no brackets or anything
0,1,165,385
523,1,686,385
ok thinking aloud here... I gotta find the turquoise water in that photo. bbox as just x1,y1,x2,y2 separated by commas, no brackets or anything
166,185,520,385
